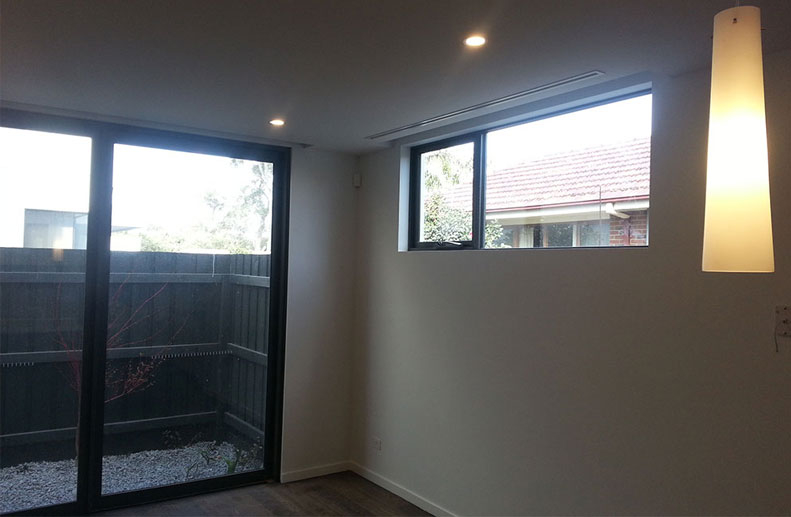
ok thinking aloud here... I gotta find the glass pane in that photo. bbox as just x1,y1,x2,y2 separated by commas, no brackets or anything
419,142,474,243
546,223,574,247
0,128,91,512
485,94,652,248
580,220,610,247
102,145,272,495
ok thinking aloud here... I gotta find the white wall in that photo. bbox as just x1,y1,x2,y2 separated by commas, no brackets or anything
280,148,357,479
350,48,791,515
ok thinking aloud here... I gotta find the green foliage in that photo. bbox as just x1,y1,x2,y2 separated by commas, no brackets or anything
421,149,505,246
138,220,255,254
484,219,508,248
139,228,186,252
422,148,472,191
422,192,472,242
166,430,263,481
186,441,262,480
222,448,240,474
136,160,273,254
238,161,273,252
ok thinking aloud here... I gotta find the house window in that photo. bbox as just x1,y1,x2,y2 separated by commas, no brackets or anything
410,138,479,249
409,93,651,250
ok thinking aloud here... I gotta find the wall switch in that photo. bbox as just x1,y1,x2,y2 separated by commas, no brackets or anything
373,437,382,451
776,306,791,339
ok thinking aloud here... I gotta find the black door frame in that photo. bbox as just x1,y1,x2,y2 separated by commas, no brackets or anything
1,108,290,516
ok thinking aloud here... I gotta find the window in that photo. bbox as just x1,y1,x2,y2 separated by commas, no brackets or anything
410,137,480,249
409,93,652,250
0,126,92,512
0,111,290,514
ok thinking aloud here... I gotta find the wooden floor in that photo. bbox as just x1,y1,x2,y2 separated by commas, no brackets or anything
98,471,431,516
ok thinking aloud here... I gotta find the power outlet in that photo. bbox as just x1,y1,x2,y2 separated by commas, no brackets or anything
776,305,791,339
373,437,382,452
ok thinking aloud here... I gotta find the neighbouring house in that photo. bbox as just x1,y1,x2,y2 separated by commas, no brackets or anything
442,137,650,247
486,137,650,247
7,208,142,250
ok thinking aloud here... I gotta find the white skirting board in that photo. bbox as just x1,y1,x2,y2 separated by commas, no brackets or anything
280,461,351,483
280,461,455,516
348,462,456,517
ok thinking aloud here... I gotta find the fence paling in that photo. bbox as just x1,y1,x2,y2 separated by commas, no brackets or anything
0,412,217,448
0,272,268,285
0,342,230,365
1,249,271,452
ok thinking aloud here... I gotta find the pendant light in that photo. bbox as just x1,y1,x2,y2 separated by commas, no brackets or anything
702,5,774,272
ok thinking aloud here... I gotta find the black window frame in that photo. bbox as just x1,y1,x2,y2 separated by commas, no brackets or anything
0,108,291,515
409,132,485,250
407,90,652,251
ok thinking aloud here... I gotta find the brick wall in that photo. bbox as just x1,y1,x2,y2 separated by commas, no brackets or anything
609,210,648,246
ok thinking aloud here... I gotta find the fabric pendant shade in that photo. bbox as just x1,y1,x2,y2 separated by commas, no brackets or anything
702,5,774,272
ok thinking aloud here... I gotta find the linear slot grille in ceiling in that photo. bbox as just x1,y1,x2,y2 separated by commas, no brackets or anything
365,70,605,141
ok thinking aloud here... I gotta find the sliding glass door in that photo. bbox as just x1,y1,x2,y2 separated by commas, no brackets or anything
101,144,273,494
0,127,92,513
0,110,289,514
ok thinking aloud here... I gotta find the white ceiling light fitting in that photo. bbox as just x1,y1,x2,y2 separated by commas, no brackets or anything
365,70,605,141
464,35,486,47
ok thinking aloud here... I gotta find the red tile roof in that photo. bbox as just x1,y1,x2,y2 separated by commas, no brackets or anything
444,137,650,212
486,137,650,211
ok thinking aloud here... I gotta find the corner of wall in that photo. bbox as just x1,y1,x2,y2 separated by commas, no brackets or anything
280,147,359,478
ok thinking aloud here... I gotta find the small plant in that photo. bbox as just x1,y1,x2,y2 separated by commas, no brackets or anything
221,447,240,474
162,426,263,481
184,440,263,481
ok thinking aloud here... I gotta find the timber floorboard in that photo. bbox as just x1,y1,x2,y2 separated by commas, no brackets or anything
97,471,431,516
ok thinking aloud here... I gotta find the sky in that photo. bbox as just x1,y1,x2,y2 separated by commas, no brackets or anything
112,144,257,229
421,94,652,184
487,94,653,169
0,127,269,250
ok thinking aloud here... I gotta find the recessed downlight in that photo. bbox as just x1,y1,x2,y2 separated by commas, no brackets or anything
464,35,486,47
269,118,285,126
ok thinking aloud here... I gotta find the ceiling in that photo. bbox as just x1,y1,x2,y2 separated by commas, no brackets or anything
2,0,791,153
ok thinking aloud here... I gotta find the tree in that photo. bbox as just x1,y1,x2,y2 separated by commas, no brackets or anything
235,160,273,252
54,280,192,404
137,160,273,254
54,278,195,456
421,149,507,247
422,191,472,242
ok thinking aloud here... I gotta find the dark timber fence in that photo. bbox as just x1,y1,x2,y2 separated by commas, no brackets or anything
0,248,270,462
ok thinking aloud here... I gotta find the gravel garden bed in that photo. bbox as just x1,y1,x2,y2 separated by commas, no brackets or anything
0,441,262,513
